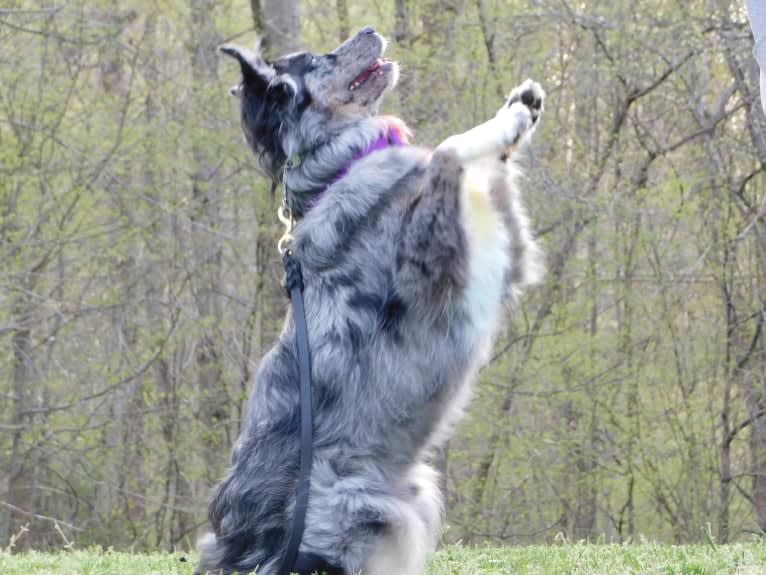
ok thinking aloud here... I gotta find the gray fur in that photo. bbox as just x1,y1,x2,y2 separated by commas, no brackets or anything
203,27,544,575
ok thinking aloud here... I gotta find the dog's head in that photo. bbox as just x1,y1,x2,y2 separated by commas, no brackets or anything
221,26,399,179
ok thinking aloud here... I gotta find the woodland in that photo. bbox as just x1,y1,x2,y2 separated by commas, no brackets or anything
2,0,766,552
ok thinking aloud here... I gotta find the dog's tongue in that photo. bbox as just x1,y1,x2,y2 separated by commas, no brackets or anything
349,58,389,91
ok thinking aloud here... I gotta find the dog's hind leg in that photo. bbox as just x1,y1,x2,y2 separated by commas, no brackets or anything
396,146,471,296
437,79,544,163
362,463,443,575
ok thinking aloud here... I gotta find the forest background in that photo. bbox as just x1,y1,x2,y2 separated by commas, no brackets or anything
2,0,766,553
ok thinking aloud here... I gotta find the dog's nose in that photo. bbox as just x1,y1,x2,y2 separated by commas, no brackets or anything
360,26,375,35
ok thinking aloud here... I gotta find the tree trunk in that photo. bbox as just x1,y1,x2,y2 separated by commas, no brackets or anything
394,0,411,46
190,0,227,466
745,354,766,532
0,299,32,546
336,0,350,42
719,370,732,543
259,0,301,57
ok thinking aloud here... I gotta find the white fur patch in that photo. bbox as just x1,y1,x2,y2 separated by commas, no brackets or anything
460,163,511,354
363,464,441,575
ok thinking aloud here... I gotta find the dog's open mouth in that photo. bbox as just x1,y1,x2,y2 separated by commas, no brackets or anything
349,58,393,91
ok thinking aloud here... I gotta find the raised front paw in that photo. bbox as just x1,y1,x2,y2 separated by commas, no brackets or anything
494,79,545,149
504,79,545,125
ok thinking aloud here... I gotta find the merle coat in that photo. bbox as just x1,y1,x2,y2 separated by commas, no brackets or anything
199,26,544,575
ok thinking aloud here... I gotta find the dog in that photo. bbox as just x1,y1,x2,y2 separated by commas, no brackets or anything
199,25,544,575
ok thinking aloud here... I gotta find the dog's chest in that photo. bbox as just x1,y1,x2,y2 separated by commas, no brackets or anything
459,165,511,351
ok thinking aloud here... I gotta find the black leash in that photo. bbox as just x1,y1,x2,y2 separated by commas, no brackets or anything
278,164,342,575
279,249,314,575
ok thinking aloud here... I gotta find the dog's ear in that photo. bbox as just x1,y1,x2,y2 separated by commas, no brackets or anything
219,43,274,91
268,79,296,105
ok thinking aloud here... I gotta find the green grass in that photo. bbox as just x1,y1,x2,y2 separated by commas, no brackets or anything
2,543,766,574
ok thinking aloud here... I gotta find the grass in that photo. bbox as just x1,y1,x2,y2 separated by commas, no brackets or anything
2,543,766,574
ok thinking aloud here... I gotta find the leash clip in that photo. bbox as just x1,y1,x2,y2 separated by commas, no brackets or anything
278,158,298,255
277,202,295,255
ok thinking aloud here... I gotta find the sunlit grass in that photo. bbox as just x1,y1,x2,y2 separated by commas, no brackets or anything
2,542,766,574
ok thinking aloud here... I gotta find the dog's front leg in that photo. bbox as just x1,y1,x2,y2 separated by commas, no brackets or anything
396,80,544,301
437,79,544,162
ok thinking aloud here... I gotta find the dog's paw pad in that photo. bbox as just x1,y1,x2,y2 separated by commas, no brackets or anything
506,79,545,124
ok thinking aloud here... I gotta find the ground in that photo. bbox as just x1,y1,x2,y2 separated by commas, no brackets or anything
2,543,766,575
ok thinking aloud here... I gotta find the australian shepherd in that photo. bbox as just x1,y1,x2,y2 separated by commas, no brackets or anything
198,25,544,575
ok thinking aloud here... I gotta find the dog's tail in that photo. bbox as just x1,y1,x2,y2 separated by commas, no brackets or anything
196,529,284,575
196,462,294,575
195,532,224,575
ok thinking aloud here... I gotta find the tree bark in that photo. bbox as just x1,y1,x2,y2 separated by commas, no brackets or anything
0,299,32,546
336,0,350,42
259,0,301,57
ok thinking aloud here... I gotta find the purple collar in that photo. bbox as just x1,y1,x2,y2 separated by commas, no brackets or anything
307,129,406,207
329,129,406,186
